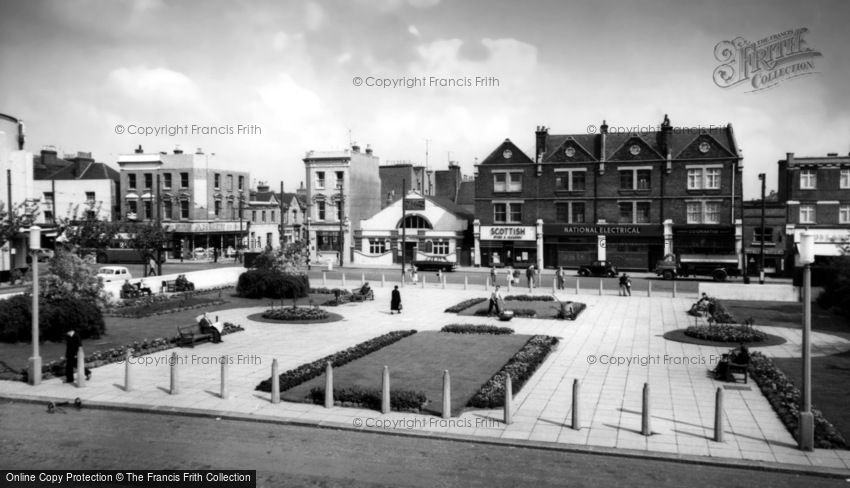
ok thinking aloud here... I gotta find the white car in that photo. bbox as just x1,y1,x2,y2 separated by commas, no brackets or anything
97,266,132,282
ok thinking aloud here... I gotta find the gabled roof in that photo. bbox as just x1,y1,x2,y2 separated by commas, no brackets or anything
479,139,535,165
34,155,120,181
427,195,475,220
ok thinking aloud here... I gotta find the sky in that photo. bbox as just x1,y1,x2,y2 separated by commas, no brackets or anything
1,0,848,199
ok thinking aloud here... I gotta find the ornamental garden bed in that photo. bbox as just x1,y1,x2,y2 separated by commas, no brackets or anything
247,308,343,324
267,330,555,416
457,298,587,320
444,298,487,313
105,295,227,318
662,328,786,347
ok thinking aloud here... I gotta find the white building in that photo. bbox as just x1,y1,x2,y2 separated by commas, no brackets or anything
33,148,120,224
0,113,35,282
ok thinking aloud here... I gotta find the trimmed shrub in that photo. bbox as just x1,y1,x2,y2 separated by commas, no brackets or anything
0,295,104,343
684,324,767,343
553,301,586,320
308,386,427,412
256,330,417,393
469,335,559,408
237,270,310,299
504,295,554,302
441,324,514,335
688,295,736,324
474,308,536,318
817,256,850,319
749,351,846,449
262,307,329,321
444,298,487,313
310,287,352,296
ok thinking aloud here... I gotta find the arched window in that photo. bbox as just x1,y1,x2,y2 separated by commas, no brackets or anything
398,214,432,229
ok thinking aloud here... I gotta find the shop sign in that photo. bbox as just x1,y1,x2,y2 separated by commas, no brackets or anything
480,225,536,241
544,224,662,236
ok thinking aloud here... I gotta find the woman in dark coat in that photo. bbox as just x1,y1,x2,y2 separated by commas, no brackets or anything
390,285,402,314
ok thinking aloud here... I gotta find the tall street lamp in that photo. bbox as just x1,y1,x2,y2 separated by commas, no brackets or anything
28,225,42,386
758,173,766,284
798,232,815,451
337,184,344,268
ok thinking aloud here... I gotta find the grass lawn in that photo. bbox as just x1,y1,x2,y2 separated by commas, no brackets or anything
772,352,850,443
109,295,225,317
0,289,334,375
282,331,532,415
722,300,850,338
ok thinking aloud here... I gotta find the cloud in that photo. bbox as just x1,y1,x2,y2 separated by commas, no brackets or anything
408,0,441,8
408,25,420,37
107,66,201,103
304,2,325,31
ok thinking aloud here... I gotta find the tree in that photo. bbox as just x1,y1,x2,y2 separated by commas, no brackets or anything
0,200,39,249
25,248,107,307
126,221,169,276
250,241,309,273
56,203,118,257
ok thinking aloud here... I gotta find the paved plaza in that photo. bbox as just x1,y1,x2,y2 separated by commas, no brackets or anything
3,280,850,474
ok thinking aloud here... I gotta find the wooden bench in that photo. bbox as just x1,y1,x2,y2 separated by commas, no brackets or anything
350,286,374,301
163,280,178,293
177,323,213,348
726,361,749,384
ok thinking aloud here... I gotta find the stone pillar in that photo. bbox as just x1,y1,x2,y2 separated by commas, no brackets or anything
473,219,481,267
734,218,744,272
536,219,544,271
663,219,674,257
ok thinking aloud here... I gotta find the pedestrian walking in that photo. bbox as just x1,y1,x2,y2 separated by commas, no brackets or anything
412,266,418,284
557,266,565,290
618,273,632,296
64,328,90,383
505,266,513,286
436,268,443,285
213,247,219,263
490,265,497,287
306,256,311,271
526,264,535,291
488,285,503,316
390,285,402,314
148,256,158,276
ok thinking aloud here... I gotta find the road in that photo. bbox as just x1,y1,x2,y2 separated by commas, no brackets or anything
0,401,842,488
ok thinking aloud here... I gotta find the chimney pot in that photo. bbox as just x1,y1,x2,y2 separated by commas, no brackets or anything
135,144,144,154
827,152,838,157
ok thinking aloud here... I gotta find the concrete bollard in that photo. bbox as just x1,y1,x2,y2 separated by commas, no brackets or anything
442,275,446,289
324,361,333,408
322,272,327,286
422,275,426,289
599,280,603,296
572,379,581,430
381,274,385,287
169,352,179,395
271,359,280,404
464,275,468,290
641,383,651,436
576,278,580,295
220,355,229,399
714,387,724,442
362,272,366,285
341,273,346,287
672,281,677,298
382,365,391,414
484,277,489,291
76,347,85,388
507,280,512,293
504,374,513,425
124,349,132,392
442,370,451,419
648,281,652,297
552,278,556,293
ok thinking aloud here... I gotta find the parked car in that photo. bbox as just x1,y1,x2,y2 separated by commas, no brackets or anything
96,266,132,282
413,257,457,272
577,260,618,277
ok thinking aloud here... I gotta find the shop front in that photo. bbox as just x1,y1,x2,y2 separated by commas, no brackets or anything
475,224,540,268
672,225,736,255
543,224,664,270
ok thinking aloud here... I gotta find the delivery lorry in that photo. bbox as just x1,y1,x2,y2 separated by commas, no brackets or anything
655,254,741,281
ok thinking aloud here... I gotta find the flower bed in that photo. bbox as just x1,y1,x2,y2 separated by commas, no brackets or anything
468,335,559,408
441,324,514,335
748,351,847,449
307,386,427,413
105,297,227,318
256,330,417,393
688,295,736,324
474,308,537,318
30,322,246,382
309,287,352,296
262,307,330,321
444,298,487,313
684,324,767,343
504,295,554,302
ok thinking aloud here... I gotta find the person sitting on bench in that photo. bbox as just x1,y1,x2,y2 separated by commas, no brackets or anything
121,280,136,298
197,313,223,343
359,282,372,296
714,343,749,381
176,274,195,292
137,280,152,296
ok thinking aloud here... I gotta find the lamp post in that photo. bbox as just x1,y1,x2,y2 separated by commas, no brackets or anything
758,173,766,284
798,232,815,451
28,225,42,386
337,183,344,268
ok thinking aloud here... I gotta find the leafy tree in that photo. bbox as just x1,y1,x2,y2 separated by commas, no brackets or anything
56,203,118,256
250,241,308,273
0,200,39,249
817,250,850,320
25,248,107,307
126,221,169,275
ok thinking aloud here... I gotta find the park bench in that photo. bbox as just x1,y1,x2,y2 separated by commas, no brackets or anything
350,285,374,302
120,282,151,299
177,323,213,348
163,279,195,293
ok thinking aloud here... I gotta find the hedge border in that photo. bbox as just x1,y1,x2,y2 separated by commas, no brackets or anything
468,335,559,408
444,298,487,313
255,330,417,393
441,324,515,335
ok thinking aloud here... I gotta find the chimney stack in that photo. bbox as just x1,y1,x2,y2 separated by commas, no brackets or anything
365,144,372,155
40,146,57,167
352,142,360,153
174,145,183,154
786,152,794,165
135,144,144,154
196,147,204,155
659,114,672,155
535,125,548,161
827,152,838,157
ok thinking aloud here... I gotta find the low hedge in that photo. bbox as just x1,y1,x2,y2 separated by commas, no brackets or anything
309,287,352,296
748,351,846,449
684,324,767,343
504,295,554,302
441,324,514,335
237,270,310,299
262,307,330,321
468,335,559,408
0,295,105,343
256,330,417,393
553,301,587,320
474,308,537,318
444,298,487,313
688,295,736,324
307,386,427,413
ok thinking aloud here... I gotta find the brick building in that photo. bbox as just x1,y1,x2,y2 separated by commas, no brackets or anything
473,116,745,270
742,194,787,276
34,148,120,224
778,151,850,270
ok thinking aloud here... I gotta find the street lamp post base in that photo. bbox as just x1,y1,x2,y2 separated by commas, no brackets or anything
799,411,814,451
28,356,42,386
